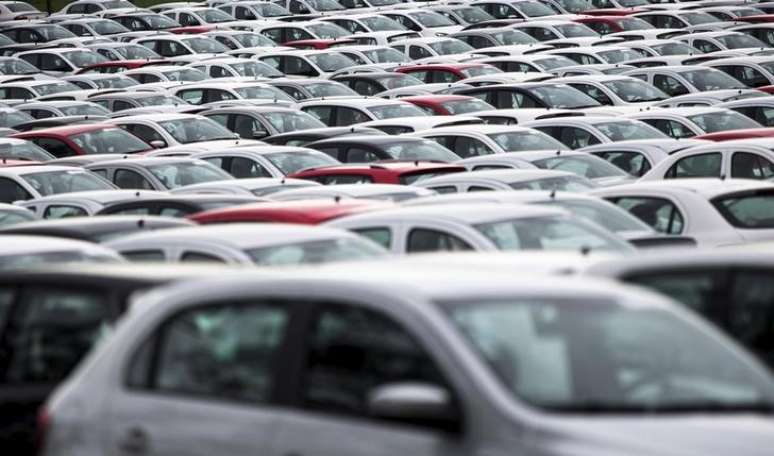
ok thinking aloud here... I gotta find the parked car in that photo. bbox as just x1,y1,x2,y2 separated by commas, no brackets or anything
305,135,460,163
190,198,392,224
15,189,166,218
11,124,152,158
97,194,264,216
85,157,233,191
0,214,194,241
414,168,598,193
192,146,340,178
271,183,435,202
578,138,709,176
0,165,115,203
289,161,466,185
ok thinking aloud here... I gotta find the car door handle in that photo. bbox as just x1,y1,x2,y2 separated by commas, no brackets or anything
118,426,149,455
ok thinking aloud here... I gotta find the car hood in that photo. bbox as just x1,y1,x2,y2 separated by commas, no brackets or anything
538,414,774,456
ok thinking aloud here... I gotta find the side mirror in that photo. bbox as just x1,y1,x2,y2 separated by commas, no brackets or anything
149,140,166,149
367,382,459,431
252,131,269,139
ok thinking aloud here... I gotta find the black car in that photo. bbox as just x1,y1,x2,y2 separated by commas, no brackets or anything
331,72,423,96
96,194,263,216
305,135,461,163
263,126,385,146
457,82,602,109
0,215,194,242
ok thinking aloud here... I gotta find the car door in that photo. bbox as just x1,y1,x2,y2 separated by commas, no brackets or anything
730,151,774,179
270,300,469,456
105,299,296,456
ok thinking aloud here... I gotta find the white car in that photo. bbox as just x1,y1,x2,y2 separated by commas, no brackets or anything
0,234,122,268
413,124,566,158
413,168,598,193
171,177,321,196
358,115,483,134
627,106,764,139
257,49,357,78
551,74,669,106
577,138,709,177
320,14,406,35
379,9,463,37
191,146,340,178
521,116,667,149
122,65,206,84
187,57,283,79
592,178,774,246
168,81,295,106
390,37,476,61
133,34,229,59
299,98,427,126
677,30,768,53
0,165,115,203
253,21,351,43
622,65,750,98
509,20,599,42
0,1,43,20
15,49,109,76
55,0,142,16
15,189,166,218
345,30,421,46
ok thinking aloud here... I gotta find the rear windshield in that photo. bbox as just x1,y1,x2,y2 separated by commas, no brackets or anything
713,190,774,229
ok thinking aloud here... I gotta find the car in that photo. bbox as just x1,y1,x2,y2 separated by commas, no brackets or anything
215,1,291,21
552,63,635,76
271,183,435,202
449,27,542,50
168,81,296,106
394,63,502,84
380,9,463,37
85,157,233,191
471,0,563,19
55,0,140,15
186,57,283,80
320,14,405,35
633,10,726,29
521,116,667,149
592,178,774,245
551,74,668,105
414,168,598,193
257,49,356,78
638,138,774,181
190,198,391,224
289,161,466,185
111,11,196,33
192,145,340,178
203,29,280,51
678,31,770,53
457,150,633,186
199,106,325,141
577,138,709,176
628,106,765,139
273,0,345,14
305,135,459,163
541,45,646,65
0,137,55,162
61,74,138,91
263,126,386,147
0,1,43,21
653,89,770,108
265,78,359,101
58,17,130,38
96,193,263,216
87,91,192,113
0,79,83,104
171,176,321,196
16,189,166,218
413,124,566,158
254,21,351,44
508,20,599,41
395,95,494,116
623,65,752,98
133,34,229,59
607,28,688,41
160,6,247,29
331,72,426,97
0,56,47,77
11,124,152,158
700,56,774,90
106,222,387,264
476,53,578,73
73,59,172,75
122,65,206,83
0,214,194,241
611,38,699,57
0,201,33,225
574,15,656,35
16,100,107,120
299,98,428,127
327,202,632,253
731,23,774,47
457,82,602,110
0,23,82,45
328,45,410,67
16,48,109,76
389,37,476,62
342,30,421,47
719,96,774,126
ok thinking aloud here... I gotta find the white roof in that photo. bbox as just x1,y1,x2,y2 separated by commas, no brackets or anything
329,202,567,225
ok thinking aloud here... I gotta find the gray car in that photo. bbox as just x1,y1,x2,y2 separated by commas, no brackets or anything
40,264,774,456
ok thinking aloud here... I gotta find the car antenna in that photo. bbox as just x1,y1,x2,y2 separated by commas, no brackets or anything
555,149,561,156
580,245,591,256
549,188,556,199
281,177,286,184
135,191,141,197
137,218,145,228
720,173,726,180
334,195,341,203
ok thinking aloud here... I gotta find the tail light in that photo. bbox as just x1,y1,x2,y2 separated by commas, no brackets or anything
35,407,50,456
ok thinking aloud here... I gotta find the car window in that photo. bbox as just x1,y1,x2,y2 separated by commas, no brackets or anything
228,157,272,178
568,83,612,105
134,302,290,403
0,288,13,335
612,196,684,234
31,138,77,158
2,287,112,384
303,106,334,125
344,147,380,162
554,127,600,149
318,174,373,184
594,151,650,177
180,251,227,263
232,114,268,140
665,153,722,179
643,119,694,139
336,108,370,126
406,228,474,253
351,227,391,249
0,177,32,203
122,250,165,262
731,152,774,179
114,169,154,190
302,303,446,415
653,74,689,97
42,204,88,219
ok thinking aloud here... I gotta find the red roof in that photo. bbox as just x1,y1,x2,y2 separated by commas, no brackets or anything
12,123,119,139
293,161,465,174
735,14,774,23
694,128,774,141
189,199,393,225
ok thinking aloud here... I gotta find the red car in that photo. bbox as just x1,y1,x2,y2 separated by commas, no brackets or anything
190,199,392,225
695,128,774,141
289,161,465,185
734,15,774,24
395,63,500,83
11,124,152,158
285,39,358,49
168,25,216,34
574,15,650,34
399,95,495,115
75,60,171,74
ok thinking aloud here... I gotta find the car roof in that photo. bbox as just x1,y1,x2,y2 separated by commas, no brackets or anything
597,178,774,199
421,168,576,184
332,202,567,225
22,189,165,204
190,198,391,224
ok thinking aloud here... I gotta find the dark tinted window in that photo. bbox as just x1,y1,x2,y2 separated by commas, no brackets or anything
406,228,474,253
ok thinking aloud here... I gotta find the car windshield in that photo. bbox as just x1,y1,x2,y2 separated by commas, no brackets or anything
714,191,774,228
651,42,697,56
0,209,33,226
368,103,428,119
307,0,345,11
143,14,179,28
362,48,409,63
93,76,137,89
91,20,128,35
307,52,354,72
555,24,598,38
602,79,667,102
534,155,631,179
509,175,598,191
247,237,384,266
717,33,767,50
595,121,665,141
0,58,38,75
598,48,646,64
475,215,628,251
529,85,601,109
619,0,648,6
682,12,721,25
305,82,358,98
136,95,185,107
307,23,350,40
22,169,113,196
0,141,54,161
63,51,108,68
70,128,150,154
408,11,455,27
618,18,654,30
515,1,555,16
688,111,761,133
489,131,566,151
264,150,339,174
428,39,475,55
234,85,294,101
680,69,746,90
361,16,405,31
263,111,326,133
492,30,538,46
0,109,32,128
148,161,232,189
6,3,37,12
455,6,493,23
161,68,206,82
386,139,459,161
230,61,283,78
59,103,111,117
34,82,80,95
535,56,578,70
104,0,133,7
378,75,423,89
115,44,160,60
0,250,118,270
254,3,289,16
233,33,276,48
443,98,494,114
159,118,236,144
36,25,76,41
199,8,235,23
540,199,650,233
181,37,229,54
369,0,401,5
442,297,774,411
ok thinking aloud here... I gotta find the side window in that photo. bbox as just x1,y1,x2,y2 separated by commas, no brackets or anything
428,185,457,194
3,287,112,383
642,119,694,139
595,151,650,177
406,228,474,253
235,6,257,20
468,185,496,191
284,56,317,77
612,196,684,234
31,138,76,158
318,174,373,184
261,29,284,44
693,39,720,53
122,250,165,262
345,147,380,162
408,45,432,60
275,85,307,101
0,177,32,203
206,89,237,103
569,84,612,105
557,127,601,149
450,136,494,158
125,124,165,145
178,13,200,26
177,89,204,105
523,27,557,41
302,304,446,415
42,205,87,219
336,108,370,126
39,53,70,72
351,227,391,249
653,75,689,97
665,153,722,179
289,0,310,14
232,114,268,139
228,157,272,178
114,169,154,190
286,28,314,42
303,106,333,125
210,65,231,78
180,251,227,263
731,152,774,179
352,79,380,96
133,302,290,404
